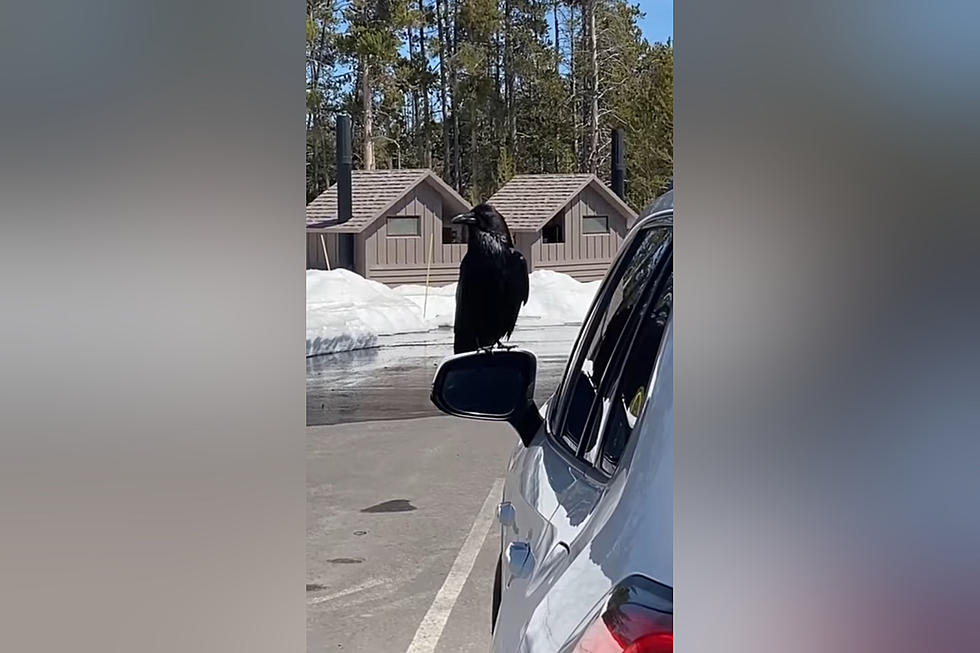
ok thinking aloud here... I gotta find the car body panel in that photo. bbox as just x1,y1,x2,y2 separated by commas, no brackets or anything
494,427,580,652
491,195,674,652
500,323,673,652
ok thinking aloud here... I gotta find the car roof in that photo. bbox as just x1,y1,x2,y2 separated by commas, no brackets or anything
640,187,673,219
641,188,674,216
631,189,672,238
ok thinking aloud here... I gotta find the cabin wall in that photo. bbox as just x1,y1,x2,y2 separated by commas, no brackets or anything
306,232,341,270
513,232,536,272
362,182,467,286
528,187,629,282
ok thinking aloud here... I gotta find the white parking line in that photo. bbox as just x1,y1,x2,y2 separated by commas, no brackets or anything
405,478,504,653
308,578,387,606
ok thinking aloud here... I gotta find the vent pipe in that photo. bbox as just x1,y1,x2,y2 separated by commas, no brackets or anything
336,114,353,224
335,114,355,270
611,128,625,200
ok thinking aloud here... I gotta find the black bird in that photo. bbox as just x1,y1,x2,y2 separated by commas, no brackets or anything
451,203,529,354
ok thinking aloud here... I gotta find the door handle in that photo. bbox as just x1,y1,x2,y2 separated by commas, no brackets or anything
496,501,515,527
506,541,534,578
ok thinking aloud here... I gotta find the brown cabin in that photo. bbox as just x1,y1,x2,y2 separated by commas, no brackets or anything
488,174,639,282
306,169,472,285
306,170,638,286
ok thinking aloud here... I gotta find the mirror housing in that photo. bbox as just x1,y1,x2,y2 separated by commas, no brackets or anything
430,349,543,446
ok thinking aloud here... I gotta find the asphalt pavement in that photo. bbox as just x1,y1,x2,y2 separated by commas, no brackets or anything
307,416,516,652
306,325,579,426
306,325,581,652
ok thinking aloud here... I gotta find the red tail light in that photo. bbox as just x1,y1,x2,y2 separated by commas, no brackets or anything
571,575,672,653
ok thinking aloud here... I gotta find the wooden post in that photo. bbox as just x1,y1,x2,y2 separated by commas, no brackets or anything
423,231,434,318
319,234,331,271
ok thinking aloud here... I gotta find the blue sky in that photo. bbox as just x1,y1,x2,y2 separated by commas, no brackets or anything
636,0,673,44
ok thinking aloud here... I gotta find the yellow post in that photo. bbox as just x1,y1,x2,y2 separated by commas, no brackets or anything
423,231,434,318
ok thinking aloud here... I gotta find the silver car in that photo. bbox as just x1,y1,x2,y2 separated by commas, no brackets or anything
432,191,673,652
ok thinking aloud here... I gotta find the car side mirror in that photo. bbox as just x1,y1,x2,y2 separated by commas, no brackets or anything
430,349,543,447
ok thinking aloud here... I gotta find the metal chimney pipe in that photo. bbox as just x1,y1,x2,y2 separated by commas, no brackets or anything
336,114,353,224
335,115,355,270
611,128,625,200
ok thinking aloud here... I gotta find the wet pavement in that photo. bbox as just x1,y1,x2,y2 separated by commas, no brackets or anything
307,325,580,426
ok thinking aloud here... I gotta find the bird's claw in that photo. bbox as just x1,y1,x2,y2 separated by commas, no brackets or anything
473,342,517,354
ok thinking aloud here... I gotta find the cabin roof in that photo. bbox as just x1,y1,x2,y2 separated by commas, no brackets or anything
306,169,471,233
485,173,638,230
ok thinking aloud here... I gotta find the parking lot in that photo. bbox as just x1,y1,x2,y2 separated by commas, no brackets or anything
307,416,514,652
306,325,579,426
306,326,578,651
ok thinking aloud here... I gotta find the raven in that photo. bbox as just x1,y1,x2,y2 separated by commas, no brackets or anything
451,203,529,354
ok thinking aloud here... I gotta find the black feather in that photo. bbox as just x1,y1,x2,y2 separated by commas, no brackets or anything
452,204,529,354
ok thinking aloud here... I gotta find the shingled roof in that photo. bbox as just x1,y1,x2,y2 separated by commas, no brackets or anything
306,169,470,233
486,173,637,230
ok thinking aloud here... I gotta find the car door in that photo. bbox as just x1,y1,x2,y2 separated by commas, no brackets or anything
493,217,672,652
523,275,674,653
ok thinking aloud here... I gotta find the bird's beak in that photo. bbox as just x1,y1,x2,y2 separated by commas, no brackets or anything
451,212,477,225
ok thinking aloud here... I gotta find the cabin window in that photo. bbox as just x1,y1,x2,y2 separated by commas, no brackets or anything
542,214,565,243
582,215,609,234
386,216,420,237
442,220,467,244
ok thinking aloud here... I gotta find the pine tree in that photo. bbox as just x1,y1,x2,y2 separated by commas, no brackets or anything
306,0,342,200
306,0,672,210
339,0,411,169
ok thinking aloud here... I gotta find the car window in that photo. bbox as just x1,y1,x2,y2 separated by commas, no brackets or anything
552,226,671,453
597,271,672,474
578,255,672,462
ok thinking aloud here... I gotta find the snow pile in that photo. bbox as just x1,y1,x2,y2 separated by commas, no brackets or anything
518,269,601,326
306,269,430,356
308,268,600,356
393,283,457,328
394,270,601,328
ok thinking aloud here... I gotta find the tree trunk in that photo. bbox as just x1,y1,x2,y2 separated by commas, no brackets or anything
452,97,461,191
504,0,515,149
308,22,329,195
408,25,417,143
587,0,599,174
554,0,560,74
451,0,461,191
362,59,375,170
495,25,501,98
554,0,561,170
571,6,580,169
435,0,451,179
470,103,478,201
418,0,432,167
308,64,318,196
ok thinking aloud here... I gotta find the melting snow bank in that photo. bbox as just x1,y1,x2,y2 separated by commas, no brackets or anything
516,269,601,326
393,282,458,328
306,269,429,356
307,268,600,356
